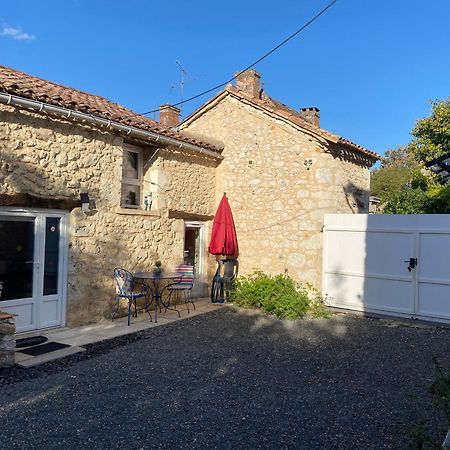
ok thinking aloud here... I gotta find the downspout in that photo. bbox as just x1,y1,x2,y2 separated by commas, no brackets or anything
0,93,223,160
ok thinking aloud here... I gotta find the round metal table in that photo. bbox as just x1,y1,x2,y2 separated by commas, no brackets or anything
133,272,180,323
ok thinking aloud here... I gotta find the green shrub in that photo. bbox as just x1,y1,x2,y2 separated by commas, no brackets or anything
228,271,331,320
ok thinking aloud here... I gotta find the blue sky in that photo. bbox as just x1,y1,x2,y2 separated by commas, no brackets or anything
1,0,449,156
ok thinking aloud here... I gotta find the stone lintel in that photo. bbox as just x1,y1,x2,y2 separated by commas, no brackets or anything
0,193,80,211
168,210,214,221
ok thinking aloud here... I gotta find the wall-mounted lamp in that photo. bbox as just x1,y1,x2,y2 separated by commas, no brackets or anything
80,192,96,213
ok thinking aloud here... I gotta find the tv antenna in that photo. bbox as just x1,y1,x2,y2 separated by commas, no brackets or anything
175,60,188,113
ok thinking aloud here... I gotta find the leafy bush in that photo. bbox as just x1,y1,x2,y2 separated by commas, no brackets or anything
384,188,428,214
383,185,450,214
228,271,331,320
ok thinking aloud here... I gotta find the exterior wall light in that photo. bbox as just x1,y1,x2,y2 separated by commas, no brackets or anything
80,192,95,213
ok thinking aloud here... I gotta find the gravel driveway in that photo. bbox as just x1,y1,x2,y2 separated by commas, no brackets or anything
1,308,449,449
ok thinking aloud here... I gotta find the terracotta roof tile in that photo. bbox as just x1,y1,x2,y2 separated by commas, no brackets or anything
182,84,379,161
0,65,221,154
227,86,379,160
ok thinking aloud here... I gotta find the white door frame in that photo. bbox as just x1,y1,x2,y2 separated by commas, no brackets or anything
0,207,69,331
185,221,206,296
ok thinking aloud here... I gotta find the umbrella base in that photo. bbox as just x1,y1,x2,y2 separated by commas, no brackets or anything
211,271,224,304
211,260,238,303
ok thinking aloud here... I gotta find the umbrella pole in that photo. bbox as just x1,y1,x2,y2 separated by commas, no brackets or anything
211,262,224,303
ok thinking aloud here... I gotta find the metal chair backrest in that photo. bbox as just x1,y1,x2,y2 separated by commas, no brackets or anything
173,265,194,289
114,268,134,296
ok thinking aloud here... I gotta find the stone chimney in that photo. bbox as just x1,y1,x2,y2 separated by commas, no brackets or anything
299,107,320,127
159,104,180,127
235,69,261,98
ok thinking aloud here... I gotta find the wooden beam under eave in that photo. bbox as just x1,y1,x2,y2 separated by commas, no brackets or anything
0,193,81,211
168,210,214,221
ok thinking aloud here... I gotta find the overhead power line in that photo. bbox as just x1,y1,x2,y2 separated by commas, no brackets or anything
141,0,338,116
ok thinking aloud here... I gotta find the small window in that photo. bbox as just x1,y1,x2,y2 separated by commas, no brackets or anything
121,145,142,208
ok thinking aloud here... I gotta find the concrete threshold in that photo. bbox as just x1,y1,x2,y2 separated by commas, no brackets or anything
15,298,223,367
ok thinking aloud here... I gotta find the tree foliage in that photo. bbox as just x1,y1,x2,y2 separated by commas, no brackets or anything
370,146,423,204
371,165,413,200
372,98,450,214
409,99,450,166
383,188,427,214
382,146,416,169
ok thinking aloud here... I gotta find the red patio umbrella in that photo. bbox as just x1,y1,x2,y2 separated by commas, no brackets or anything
209,193,239,258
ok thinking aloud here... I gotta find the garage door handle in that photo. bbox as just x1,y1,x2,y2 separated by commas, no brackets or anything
404,258,418,271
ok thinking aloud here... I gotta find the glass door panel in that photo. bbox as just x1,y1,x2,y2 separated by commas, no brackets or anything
184,224,205,297
0,218,35,301
184,227,200,272
43,217,60,296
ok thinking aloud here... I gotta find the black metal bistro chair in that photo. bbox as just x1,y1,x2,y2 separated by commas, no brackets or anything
113,268,152,326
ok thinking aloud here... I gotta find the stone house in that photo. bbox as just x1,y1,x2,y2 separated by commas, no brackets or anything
0,65,378,335
180,70,379,288
0,65,223,332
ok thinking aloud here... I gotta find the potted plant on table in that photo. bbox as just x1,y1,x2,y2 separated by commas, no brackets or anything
153,260,164,277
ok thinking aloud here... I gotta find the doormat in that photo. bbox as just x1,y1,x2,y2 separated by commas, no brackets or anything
16,336,48,349
18,342,70,356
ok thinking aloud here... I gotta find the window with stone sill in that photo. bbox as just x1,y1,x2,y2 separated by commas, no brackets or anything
121,144,142,209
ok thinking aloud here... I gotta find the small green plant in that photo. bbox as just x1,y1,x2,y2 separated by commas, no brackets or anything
408,358,450,449
228,271,331,320
307,284,333,319
153,260,163,274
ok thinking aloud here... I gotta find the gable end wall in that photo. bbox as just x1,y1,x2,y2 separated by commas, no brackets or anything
182,95,371,288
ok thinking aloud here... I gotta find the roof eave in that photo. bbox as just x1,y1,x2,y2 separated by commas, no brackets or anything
0,92,224,160
180,85,380,161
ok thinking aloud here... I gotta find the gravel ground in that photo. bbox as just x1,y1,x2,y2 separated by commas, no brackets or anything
1,307,449,450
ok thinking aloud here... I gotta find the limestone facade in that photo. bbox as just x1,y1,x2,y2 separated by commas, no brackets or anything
0,103,218,327
181,94,374,288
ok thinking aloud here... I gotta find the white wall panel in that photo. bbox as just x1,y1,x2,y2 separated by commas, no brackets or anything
418,234,450,281
325,273,413,314
418,283,450,319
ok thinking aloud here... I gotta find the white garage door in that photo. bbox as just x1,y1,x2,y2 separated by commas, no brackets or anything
323,214,450,323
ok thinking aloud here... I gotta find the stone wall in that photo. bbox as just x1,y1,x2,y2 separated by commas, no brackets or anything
0,313,15,368
181,95,372,288
0,104,217,326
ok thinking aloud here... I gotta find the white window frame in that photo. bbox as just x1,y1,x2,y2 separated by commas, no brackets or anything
121,144,143,209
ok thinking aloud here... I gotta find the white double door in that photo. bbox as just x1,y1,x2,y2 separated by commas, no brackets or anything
324,214,450,323
0,209,68,332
